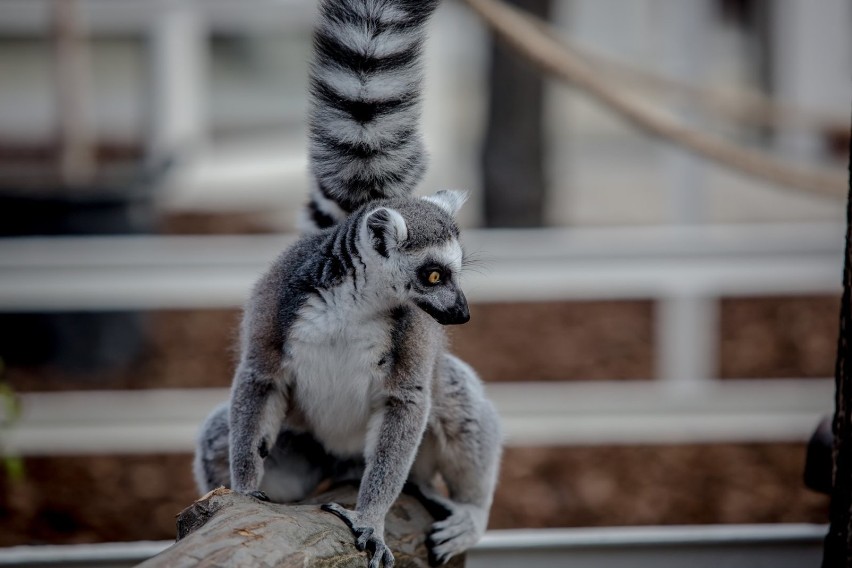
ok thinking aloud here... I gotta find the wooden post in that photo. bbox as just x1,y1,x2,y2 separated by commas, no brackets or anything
52,0,95,187
823,111,852,567
481,0,552,228
139,486,464,567
146,0,207,166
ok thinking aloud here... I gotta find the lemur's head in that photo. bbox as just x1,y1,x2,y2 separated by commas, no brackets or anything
359,190,470,325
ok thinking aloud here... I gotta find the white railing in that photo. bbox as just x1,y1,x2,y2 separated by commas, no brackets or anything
0,222,842,384
0,524,826,567
0,222,842,448
0,0,315,34
3,379,832,455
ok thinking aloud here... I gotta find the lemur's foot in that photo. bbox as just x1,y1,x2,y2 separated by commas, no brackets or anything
321,503,394,568
248,490,270,502
426,506,482,566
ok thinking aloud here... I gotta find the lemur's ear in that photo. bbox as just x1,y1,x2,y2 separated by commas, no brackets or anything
364,207,408,258
422,190,468,217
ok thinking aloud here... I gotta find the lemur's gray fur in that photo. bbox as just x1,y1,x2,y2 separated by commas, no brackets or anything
193,1,502,566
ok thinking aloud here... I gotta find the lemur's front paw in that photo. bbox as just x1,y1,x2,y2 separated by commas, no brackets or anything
426,507,481,566
321,503,394,568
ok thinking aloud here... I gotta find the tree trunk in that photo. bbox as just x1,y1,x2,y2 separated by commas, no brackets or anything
823,111,852,567
139,486,464,568
481,0,552,228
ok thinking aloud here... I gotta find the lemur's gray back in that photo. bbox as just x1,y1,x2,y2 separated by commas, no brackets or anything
305,0,440,230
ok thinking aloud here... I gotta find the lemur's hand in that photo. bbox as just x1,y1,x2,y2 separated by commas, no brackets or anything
322,502,394,568
247,490,270,502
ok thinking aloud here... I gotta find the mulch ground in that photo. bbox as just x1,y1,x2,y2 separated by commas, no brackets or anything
0,443,827,547
720,296,839,379
0,296,837,546
3,295,838,391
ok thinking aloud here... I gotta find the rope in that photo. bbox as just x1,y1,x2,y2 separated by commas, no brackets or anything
464,0,846,199
563,36,847,133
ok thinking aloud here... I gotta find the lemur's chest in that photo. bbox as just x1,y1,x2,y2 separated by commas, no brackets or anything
285,290,392,456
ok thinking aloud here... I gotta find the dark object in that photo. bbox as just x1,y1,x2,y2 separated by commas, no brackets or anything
0,159,164,236
140,486,465,568
482,0,552,227
0,192,153,237
822,110,852,567
0,311,145,374
805,416,834,495
0,161,166,374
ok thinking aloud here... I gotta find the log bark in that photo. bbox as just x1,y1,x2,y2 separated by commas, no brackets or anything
139,486,464,568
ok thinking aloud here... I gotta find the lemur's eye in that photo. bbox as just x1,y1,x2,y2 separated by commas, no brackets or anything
419,266,444,286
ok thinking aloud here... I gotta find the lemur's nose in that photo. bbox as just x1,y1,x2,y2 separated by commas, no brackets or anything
448,291,470,325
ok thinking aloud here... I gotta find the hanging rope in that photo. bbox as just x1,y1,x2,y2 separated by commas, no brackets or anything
463,0,846,199
561,36,847,134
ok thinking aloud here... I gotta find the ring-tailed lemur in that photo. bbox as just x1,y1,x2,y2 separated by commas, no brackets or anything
193,1,502,566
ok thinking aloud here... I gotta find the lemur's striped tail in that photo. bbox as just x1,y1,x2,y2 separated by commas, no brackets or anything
304,0,440,231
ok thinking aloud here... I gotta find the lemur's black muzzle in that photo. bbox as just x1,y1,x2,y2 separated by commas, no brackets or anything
418,291,470,326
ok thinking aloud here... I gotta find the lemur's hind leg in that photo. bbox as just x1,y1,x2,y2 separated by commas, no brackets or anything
418,355,503,566
193,402,332,503
261,430,335,503
193,401,231,494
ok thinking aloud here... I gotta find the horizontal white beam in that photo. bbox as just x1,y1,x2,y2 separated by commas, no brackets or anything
0,525,826,567
476,523,827,550
0,541,170,567
3,223,841,266
162,145,308,213
2,379,832,456
0,0,316,35
468,524,825,568
0,223,842,311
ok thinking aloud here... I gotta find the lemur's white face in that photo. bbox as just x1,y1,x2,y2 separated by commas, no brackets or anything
401,238,468,325
360,190,470,325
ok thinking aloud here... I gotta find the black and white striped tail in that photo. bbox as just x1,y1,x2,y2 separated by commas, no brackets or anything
303,0,440,231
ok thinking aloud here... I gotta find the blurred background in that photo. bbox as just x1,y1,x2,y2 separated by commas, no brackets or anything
0,0,849,562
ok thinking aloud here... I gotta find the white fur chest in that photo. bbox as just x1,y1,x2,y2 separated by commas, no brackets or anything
285,286,391,456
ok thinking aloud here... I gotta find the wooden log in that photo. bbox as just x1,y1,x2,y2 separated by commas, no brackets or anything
139,486,464,568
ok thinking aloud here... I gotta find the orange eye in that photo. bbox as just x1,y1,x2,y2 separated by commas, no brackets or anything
428,271,441,284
